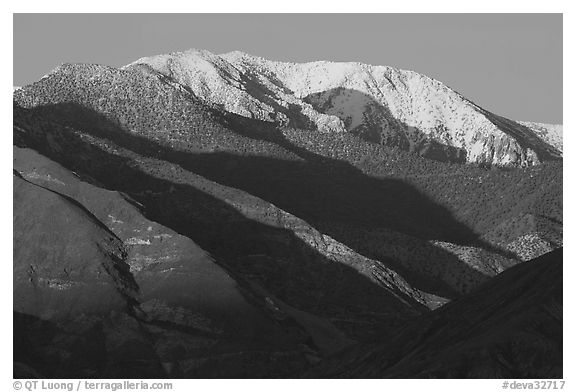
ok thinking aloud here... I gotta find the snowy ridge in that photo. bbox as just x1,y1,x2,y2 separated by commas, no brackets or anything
126,49,562,166
518,121,563,153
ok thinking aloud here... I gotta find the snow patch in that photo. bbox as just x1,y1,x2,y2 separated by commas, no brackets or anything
108,214,124,224
125,237,151,246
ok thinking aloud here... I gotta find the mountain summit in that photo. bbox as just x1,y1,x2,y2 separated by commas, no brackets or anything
126,49,562,166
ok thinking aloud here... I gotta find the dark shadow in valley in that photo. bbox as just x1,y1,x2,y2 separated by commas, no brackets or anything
14,102,509,303
13,311,169,379
14,103,431,338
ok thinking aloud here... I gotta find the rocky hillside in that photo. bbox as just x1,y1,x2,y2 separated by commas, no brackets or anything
308,248,563,378
14,148,319,378
126,49,561,166
14,103,449,378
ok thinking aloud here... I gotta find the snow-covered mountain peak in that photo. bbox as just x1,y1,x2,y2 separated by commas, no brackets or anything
127,48,562,166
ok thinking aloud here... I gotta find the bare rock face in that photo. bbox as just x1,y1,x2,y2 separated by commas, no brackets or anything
13,173,131,320
126,49,561,166
14,150,313,378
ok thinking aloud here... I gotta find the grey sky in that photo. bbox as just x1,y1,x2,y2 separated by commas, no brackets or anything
13,14,562,123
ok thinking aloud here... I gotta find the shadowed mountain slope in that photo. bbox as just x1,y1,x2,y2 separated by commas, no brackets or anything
308,248,563,378
14,157,320,378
